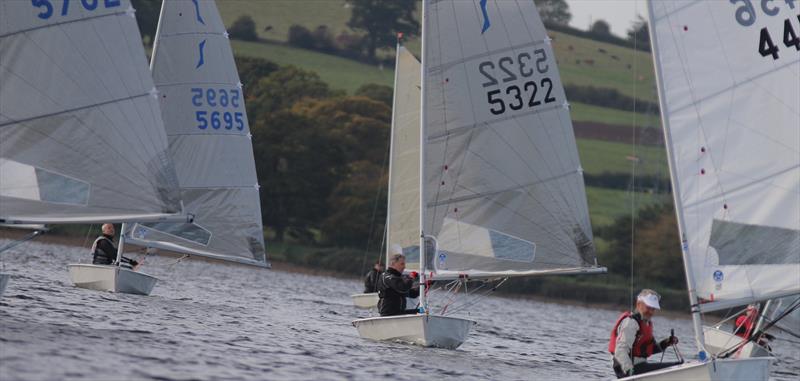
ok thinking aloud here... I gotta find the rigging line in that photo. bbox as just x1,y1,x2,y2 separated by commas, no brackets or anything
719,298,800,358
630,0,639,312
361,137,390,274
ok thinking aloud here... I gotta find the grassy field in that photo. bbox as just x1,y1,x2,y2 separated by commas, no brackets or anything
231,40,392,93
570,102,659,128
585,186,669,227
218,1,657,101
577,138,668,178
218,0,352,42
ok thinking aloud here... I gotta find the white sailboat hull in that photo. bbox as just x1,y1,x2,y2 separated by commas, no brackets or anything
67,264,157,296
0,273,9,297
352,314,475,349
703,326,771,358
620,357,772,381
350,293,379,309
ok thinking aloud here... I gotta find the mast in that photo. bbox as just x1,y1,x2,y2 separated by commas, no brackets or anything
418,0,428,314
148,0,167,70
645,0,706,359
385,36,402,266
115,223,127,266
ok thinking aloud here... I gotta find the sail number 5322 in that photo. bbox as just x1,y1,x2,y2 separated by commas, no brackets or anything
478,49,556,115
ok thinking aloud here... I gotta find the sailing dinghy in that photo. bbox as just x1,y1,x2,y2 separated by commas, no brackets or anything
351,292,379,309
0,0,191,295
618,0,800,379
120,0,268,271
353,0,605,349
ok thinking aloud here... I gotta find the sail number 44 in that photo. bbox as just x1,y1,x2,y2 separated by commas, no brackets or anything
191,88,245,131
477,49,557,116
758,15,800,59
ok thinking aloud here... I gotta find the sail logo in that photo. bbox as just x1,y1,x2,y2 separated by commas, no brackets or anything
196,40,206,69
191,0,205,25
713,270,724,282
438,252,447,267
479,0,491,34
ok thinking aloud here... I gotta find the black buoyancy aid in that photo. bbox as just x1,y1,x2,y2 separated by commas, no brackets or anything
609,311,657,357
91,236,115,263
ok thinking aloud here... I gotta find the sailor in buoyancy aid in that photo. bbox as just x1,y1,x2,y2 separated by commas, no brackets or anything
609,289,681,378
91,224,138,268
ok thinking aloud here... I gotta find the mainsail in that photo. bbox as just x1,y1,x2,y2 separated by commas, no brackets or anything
124,0,267,267
421,0,601,279
648,0,800,313
0,0,183,224
386,44,422,271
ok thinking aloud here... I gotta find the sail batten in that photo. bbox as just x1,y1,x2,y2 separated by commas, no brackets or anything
126,0,267,266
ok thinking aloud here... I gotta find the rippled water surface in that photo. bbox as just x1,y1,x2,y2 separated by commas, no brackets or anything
1,239,798,380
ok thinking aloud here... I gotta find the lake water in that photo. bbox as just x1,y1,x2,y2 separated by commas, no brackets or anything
1,239,798,380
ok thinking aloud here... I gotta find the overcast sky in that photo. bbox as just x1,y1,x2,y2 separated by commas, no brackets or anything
565,0,648,37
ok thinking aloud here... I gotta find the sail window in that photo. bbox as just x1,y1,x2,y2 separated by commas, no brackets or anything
136,222,212,246
0,159,89,205
489,230,536,262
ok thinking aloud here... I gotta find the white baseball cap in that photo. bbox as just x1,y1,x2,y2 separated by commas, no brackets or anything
390,243,403,255
637,292,661,310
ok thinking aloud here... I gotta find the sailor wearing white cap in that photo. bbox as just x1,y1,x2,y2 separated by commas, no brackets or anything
608,289,681,378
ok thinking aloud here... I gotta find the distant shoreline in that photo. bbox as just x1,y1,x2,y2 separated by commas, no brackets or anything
0,229,691,318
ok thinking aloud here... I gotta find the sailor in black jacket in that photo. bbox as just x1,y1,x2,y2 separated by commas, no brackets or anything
377,253,420,316
363,262,384,293
91,224,138,268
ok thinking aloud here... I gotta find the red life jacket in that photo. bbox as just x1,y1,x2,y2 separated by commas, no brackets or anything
609,311,657,357
734,315,755,338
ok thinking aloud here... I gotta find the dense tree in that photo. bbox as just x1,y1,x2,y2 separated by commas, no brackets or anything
590,19,612,37
534,0,572,25
229,15,258,41
131,0,162,44
355,84,393,107
627,15,651,50
347,0,419,60
597,203,685,289
320,160,387,247
246,66,335,122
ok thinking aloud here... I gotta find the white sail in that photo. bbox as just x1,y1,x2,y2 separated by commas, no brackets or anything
386,44,422,271
124,0,267,267
0,0,182,224
421,0,600,278
649,0,800,313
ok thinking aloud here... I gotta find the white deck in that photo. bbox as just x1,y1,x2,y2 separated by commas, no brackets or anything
703,326,771,358
620,357,772,381
67,264,158,296
352,314,475,349
351,293,379,309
